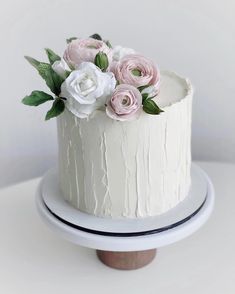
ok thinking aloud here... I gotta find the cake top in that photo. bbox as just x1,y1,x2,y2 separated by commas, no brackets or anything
22,33,190,122
156,71,192,109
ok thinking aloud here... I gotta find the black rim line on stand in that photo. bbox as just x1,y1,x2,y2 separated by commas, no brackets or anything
43,196,207,237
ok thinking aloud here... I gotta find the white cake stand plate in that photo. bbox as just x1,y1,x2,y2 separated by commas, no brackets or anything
36,163,214,270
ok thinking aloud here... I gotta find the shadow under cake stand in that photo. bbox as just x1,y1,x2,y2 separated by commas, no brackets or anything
36,163,214,270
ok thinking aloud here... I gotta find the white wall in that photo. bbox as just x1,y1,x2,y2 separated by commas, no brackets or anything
1,0,235,187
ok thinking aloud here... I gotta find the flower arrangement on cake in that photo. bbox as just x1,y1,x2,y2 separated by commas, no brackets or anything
22,33,163,121
22,33,193,219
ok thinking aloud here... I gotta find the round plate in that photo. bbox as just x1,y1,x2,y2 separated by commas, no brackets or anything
40,163,207,236
36,163,214,251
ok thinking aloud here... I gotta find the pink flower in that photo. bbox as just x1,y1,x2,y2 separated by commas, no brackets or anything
64,38,112,68
112,54,160,89
106,84,142,121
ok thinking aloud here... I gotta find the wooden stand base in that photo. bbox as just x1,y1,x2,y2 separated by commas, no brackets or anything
96,249,157,270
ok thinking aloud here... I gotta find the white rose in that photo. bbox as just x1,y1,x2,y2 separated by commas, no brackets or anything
112,45,135,62
52,58,70,79
60,62,116,118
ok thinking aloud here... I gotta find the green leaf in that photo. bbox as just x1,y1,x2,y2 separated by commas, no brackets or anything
45,98,65,120
64,70,71,78
89,33,102,40
22,91,54,106
45,48,61,64
148,94,158,100
142,93,149,103
132,69,141,76
25,56,64,95
94,52,109,71
138,85,150,92
143,99,164,115
37,63,64,95
24,56,40,68
66,37,77,44
105,40,112,48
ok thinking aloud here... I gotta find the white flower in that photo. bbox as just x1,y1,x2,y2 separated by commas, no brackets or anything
60,62,116,118
52,59,70,79
112,45,135,62
141,79,161,97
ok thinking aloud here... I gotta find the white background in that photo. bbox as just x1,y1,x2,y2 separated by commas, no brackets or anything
0,0,235,187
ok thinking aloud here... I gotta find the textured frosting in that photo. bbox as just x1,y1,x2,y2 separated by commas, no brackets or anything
57,71,193,218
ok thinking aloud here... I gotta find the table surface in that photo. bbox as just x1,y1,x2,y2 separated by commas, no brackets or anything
0,161,234,294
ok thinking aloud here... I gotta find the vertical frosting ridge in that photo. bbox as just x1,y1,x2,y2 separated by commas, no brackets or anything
57,71,193,219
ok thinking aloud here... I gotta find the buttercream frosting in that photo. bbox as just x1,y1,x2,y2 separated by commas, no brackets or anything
57,70,193,218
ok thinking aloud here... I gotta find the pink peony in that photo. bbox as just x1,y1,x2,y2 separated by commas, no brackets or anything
64,38,112,68
112,54,160,89
106,84,142,121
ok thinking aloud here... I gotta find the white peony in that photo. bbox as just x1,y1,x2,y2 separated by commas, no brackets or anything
112,45,135,62
60,62,116,118
52,58,70,79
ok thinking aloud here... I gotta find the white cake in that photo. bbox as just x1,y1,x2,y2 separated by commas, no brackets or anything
57,70,193,218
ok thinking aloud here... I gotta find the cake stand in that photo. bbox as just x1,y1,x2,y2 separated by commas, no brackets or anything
36,163,214,270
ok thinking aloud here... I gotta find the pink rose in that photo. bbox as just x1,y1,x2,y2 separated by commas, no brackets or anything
64,38,112,68
112,54,160,89
106,84,142,121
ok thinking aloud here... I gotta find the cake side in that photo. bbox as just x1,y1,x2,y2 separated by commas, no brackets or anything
57,71,193,218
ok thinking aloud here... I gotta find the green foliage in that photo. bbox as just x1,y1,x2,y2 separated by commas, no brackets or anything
24,56,40,68
22,91,53,106
132,69,141,76
138,85,150,92
143,99,164,115
45,98,65,120
141,93,148,103
66,37,77,44
45,48,61,64
105,40,112,48
94,52,109,71
90,33,102,40
24,56,64,96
